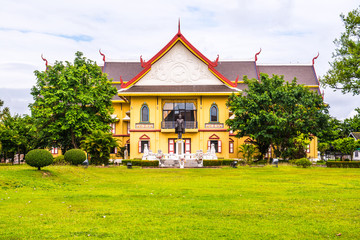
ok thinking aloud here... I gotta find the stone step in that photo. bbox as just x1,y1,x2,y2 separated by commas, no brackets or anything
160,159,203,168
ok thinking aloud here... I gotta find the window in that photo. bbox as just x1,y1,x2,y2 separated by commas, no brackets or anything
306,144,310,153
355,150,358,157
138,140,150,153
127,122,130,134
208,140,222,153
51,147,58,154
110,147,117,154
141,104,149,122
229,141,234,153
162,100,197,128
210,104,218,122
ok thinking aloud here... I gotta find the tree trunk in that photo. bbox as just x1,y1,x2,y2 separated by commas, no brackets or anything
71,129,78,149
38,166,41,170
18,147,21,165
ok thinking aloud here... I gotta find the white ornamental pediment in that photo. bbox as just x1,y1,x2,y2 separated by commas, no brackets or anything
136,42,223,86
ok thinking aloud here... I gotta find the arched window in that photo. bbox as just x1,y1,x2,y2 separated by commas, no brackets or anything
210,104,218,122
141,104,149,122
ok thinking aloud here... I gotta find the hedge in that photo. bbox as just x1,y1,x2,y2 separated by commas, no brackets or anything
326,161,360,168
203,159,238,167
122,160,159,167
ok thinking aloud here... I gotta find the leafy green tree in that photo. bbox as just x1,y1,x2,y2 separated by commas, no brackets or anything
332,137,360,161
80,130,119,165
30,52,117,151
226,73,330,160
318,142,330,160
0,112,37,163
287,133,311,160
25,149,53,170
238,143,257,164
344,108,360,133
321,6,360,94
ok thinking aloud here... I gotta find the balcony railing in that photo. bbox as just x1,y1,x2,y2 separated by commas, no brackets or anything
161,121,198,129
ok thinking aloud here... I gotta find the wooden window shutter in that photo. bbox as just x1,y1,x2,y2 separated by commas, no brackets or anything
218,140,222,153
185,139,191,153
138,141,142,153
208,140,211,150
169,139,174,154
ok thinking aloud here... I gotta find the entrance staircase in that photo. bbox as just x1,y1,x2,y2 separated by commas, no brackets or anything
160,159,202,168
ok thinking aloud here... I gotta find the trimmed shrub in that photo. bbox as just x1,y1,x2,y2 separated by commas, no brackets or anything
64,149,86,165
203,159,235,167
53,155,67,165
295,158,312,168
25,149,53,170
326,161,360,168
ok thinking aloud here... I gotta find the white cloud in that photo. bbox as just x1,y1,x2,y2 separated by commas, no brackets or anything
0,0,359,118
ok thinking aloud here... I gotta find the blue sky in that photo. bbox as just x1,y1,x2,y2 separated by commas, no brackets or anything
0,0,359,119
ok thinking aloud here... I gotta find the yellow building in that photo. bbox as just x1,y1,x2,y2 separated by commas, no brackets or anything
102,28,320,160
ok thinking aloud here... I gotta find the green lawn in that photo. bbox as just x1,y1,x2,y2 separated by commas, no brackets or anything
0,165,359,239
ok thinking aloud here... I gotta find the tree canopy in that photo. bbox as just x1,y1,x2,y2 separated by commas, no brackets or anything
30,52,117,151
226,73,330,160
321,6,360,95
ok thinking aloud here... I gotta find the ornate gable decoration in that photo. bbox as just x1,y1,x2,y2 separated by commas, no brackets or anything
119,29,238,89
137,42,220,86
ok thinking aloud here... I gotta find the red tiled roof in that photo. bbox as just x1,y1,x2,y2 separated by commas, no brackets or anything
257,65,319,86
215,61,258,81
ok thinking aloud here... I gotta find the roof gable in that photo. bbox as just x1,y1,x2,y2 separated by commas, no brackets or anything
136,42,223,86
119,31,238,88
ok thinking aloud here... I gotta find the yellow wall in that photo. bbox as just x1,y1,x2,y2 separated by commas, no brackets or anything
111,95,319,160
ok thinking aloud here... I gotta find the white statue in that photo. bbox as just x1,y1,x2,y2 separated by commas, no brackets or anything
142,144,149,160
210,143,216,155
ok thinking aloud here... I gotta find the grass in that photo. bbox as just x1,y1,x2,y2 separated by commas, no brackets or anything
0,165,360,239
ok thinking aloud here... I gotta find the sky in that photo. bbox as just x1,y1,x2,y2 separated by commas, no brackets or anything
0,0,359,119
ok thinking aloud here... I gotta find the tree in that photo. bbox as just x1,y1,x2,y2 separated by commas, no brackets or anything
321,6,360,94
226,73,330,160
30,52,117,151
0,112,37,164
332,137,360,161
238,143,257,164
344,108,360,133
25,149,53,170
80,130,119,165
318,142,330,161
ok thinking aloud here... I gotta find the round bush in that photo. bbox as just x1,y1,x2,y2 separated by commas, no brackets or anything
64,149,86,165
295,158,312,168
53,155,67,165
25,149,53,170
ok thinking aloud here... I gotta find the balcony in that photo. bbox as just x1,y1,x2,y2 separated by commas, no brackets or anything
161,121,198,129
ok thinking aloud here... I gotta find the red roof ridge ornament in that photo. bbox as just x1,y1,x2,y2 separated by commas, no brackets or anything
233,75,239,87
120,76,124,86
312,52,319,65
177,18,181,36
140,55,147,68
210,54,219,67
255,48,261,62
41,54,48,68
99,49,106,63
